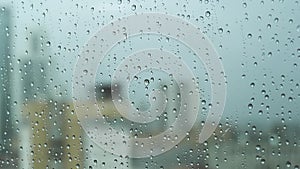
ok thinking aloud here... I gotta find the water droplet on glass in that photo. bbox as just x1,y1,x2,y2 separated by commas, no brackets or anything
144,79,149,86
131,4,137,11
205,11,211,17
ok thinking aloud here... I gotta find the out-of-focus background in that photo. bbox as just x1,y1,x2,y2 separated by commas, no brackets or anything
0,0,299,169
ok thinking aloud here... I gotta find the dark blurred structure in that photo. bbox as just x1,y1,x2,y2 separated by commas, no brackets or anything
0,6,17,168
20,33,48,102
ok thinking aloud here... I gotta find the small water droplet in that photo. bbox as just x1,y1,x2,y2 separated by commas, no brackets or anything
131,4,137,11
205,11,211,17
46,41,51,47
144,79,149,86
248,103,253,110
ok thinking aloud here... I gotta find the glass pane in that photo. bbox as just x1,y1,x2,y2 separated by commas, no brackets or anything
0,1,299,169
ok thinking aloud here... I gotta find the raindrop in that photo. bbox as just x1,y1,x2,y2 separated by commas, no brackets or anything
248,103,253,110
218,28,223,34
131,4,137,11
144,79,149,86
46,41,51,47
247,33,252,38
205,11,211,17
286,161,291,167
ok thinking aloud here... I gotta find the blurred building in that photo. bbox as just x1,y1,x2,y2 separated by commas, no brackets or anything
0,6,17,168
18,29,84,169
0,6,11,149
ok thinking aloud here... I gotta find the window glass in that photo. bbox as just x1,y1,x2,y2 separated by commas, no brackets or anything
0,1,299,169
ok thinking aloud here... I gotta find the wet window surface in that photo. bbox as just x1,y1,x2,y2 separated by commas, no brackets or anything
0,1,299,169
